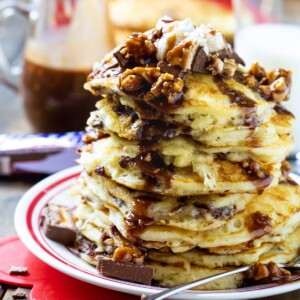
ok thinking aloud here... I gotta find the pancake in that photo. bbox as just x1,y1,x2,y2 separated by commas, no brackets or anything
74,172,252,232
85,72,277,131
87,95,293,147
78,135,283,195
74,203,300,266
86,103,294,160
74,180,300,253
148,227,300,289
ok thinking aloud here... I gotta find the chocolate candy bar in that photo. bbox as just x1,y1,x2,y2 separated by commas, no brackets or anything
0,132,82,176
40,204,77,245
97,256,154,285
9,266,28,275
12,292,28,299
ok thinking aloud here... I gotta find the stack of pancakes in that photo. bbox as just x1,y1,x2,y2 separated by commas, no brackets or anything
72,18,300,289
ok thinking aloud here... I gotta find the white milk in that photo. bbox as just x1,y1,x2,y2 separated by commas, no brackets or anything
235,24,300,151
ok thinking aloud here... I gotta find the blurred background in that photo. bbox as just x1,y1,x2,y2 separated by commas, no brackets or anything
0,0,29,133
0,0,235,134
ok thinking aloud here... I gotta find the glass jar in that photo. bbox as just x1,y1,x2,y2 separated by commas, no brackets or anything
0,0,113,133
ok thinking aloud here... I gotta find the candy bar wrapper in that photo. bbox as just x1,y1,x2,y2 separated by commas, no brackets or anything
0,132,83,175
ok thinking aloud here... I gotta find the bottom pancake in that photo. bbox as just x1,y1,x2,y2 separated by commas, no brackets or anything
71,224,300,290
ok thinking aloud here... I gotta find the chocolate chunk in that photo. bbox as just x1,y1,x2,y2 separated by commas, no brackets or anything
215,153,227,160
12,292,27,299
191,46,208,73
119,156,134,168
95,166,106,176
219,44,245,66
40,203,77,245
157,61,183,77
69,235,100,259
9,266,28,275
113,49,129,69
97,256,154,285
231,51,245,66
211,205,235,219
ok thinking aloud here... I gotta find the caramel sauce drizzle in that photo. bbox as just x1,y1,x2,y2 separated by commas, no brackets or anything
245,211,272,239
213,76,262,127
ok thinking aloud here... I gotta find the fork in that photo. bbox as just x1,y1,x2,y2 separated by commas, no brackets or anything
142,256,300,300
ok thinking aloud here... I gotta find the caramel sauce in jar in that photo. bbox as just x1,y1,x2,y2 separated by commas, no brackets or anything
22,59,98,133
20,0,113,133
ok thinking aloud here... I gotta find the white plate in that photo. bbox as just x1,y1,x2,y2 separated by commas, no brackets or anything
14,166,300,299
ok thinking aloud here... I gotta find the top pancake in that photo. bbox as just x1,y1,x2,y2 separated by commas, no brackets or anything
85,72,278,130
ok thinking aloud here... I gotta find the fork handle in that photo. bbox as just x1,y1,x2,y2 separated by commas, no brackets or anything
142,266,251,300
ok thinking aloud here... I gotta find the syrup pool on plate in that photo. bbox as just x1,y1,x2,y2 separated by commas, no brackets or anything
235,24,300,151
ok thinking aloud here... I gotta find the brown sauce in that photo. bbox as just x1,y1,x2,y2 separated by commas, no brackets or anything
253,175,274,192
245,211,272,239
111,104,182,140
214,76,256,108
88,59,123,81
119,150,173,190
286,177,299,186
213,76,262,127
126,197,157,230
22,59,98,133
157,61,184,78
133,119,184,140
123,82,185,114
132,99,162,120
143,93,185,114
274,104,294,117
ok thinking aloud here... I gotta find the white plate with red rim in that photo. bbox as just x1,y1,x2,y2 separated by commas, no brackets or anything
14,165,300,299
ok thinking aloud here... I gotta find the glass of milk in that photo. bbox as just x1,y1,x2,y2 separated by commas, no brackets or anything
232,0,300,154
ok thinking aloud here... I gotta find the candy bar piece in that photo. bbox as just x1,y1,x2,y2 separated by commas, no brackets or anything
40,203,77,245
97,256,154,285
9,266,28,275
191,46,208,73
12,292,27,299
